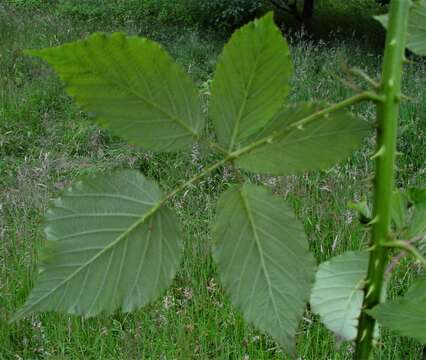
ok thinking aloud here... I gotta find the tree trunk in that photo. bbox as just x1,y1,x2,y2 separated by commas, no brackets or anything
302,0,314,31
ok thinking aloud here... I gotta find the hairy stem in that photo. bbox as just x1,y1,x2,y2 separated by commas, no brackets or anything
355,1,410,359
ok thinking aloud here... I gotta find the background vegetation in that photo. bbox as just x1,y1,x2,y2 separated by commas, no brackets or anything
1,0,425,358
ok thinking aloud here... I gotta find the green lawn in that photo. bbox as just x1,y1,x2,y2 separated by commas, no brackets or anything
1,2,425,359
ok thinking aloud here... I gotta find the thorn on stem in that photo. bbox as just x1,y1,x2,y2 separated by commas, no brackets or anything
370,146,385,160
366,285,375,298
367,216,380,225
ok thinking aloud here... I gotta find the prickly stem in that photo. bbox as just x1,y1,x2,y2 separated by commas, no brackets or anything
354,1,410,359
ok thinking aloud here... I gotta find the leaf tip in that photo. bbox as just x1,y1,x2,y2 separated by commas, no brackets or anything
23,48,42,58
9,307,28,324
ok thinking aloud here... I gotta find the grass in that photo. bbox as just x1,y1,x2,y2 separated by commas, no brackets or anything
1,2,425,359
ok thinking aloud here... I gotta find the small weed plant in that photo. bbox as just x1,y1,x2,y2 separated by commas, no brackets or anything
11,0,426,358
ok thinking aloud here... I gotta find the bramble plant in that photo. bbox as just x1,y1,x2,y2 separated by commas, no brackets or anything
11,0,426,358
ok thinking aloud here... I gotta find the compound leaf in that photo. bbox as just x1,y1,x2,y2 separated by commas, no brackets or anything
237,103,370,175
209,12,292,150
367,277,426,344
213,184,315,353
11,170,183,321
375,0,426,55
310,251,369,341
26,32,203,152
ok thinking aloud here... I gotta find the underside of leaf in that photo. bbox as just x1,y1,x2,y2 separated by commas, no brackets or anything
11,170,183,321
237,103,371,175
213,184,315,354
209,12,293,150
26,32,203,152
367,277,426,344
310,251,369,341
374,0,426,56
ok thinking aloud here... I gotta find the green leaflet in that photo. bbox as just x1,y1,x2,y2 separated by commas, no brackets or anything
408,188,426,203
375,0,426,55
391,190,408,231
11,171,183,321
26,32,203,152
213,184,316,353
367,277,426,344
348,197,372,224
389,188,426,243
237,103,371,175
407,188,426,242
405,276,426,298
407,188,426,255
209,12,293,150
310,251,369,341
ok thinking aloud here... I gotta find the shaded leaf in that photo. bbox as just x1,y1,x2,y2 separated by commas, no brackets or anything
209,12,292,150
213,184,315,353
391,190,408,231
407,188,426,255
237,103,370,175
310,251,369,341
367,277,426,344
11,171,183,321
375,0,426,55
26,33,203,152
408,201,426,240
408,188,426,204
348,197,371,224
405,276,426,298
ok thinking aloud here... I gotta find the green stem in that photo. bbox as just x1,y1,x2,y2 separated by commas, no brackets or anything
355,1,410,359
230,91,379,159
350,67,380,89
197,135,229,155
158,91,376,207
159,156,229,206
383,240,426,269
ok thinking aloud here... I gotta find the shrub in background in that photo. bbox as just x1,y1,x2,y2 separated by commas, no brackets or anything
198,0,266,31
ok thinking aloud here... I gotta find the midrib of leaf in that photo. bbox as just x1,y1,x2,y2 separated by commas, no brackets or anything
129,217,153,302
238,187,284,332
63,193,156,206
228,50,263,151
72,54,199,138
14,201,164,317
339,277,365,334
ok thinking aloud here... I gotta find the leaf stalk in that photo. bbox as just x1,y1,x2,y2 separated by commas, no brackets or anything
157,91,376,206
382,240,426,269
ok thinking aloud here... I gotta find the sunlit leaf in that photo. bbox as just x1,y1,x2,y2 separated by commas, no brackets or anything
237,103,371,175
209,12,292,150
367,277,426,344
11,171,183,321
26,33,203,152
213,184,315,353
310,251,369,341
